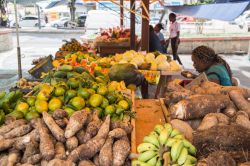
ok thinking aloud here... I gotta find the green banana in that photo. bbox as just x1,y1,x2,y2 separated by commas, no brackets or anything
138,150,157,162
174,134,184,139
143,135,160,148
182,139,197,155
159,128,170,145
155,158,162,166
137,143,157,153
177,147,188,165
163,152,171,165
182,164,194,166
150,131,159,137
147,156,158,166
132,160,151,166
154,124,164,134
187,155,197,164
164,123,173,133
170,129,181,138
184,158,192,164
171,140,184,162
165,138,177,147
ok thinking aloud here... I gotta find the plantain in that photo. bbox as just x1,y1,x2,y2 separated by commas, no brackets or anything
147,156,158,166
159,128,170,145
132,160,151,166
154,124,164,134
183,139,197,156
137,143,158,153
170,128,181,138
155,158,162,166
177,147,188,165
171,140,184,162
165,138,177,147
143,134,160,148
138,150,158,162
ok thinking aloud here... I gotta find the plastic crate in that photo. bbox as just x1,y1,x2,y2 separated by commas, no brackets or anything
28,55,53,79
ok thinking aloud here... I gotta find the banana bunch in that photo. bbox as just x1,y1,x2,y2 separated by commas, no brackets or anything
132,123,197,166
108,81,127,91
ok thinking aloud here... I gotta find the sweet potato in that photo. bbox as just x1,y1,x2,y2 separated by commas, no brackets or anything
170,119,194,142
55,118,68,129
36,119,55,161
76,129,85,145
186,119,202,130
0,119,27,135
223,102,237,118
42,112,65,142
22,140,39,163
3,124,32,139
229,90,250,116
52,109,68,120
108,128,127,139
197,114,218,131
0,139,15,151
78,160,96,166
55,142,66,160
111,121,133,134
164,91,192,107
235,111,250,130
99,137,113,166
65,111,89,138
26,154,42,164
170,94,231,120
66,137,78,152
112,139,130,166
47,159,75,166
14,130,39,150
68,115,110,162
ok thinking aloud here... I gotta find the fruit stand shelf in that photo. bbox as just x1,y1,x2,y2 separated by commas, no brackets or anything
131,99,166,154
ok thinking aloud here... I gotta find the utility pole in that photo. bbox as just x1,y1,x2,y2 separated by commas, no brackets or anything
68,0,76,22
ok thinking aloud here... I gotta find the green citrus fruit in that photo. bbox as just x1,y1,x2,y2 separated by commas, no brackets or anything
101,98,109,109
88,89,96,95
78,88,90,100
97,86,108,96
54,87,66,96
116,105,125,114
27,97,36,106
64,107,75,117
37,91,50,101
35,100,48,113
16,102,29,115
48,98,62,111
67,78,80,89
25,111,40,121
105,105,115,116
118,100,129,110
89,94,103,107
70,96,85,110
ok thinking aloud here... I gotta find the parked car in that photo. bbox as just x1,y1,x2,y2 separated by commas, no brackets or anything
77,14,87,27
176,15,195,23
9,15,46,27
49,17,70,28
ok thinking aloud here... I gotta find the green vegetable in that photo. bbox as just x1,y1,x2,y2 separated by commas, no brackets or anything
0,109,5,125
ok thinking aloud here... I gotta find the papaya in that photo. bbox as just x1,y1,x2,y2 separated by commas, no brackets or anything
53,71,67,78
59,65,73,72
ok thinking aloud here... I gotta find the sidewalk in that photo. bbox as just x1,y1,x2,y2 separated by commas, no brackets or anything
11,27,86,34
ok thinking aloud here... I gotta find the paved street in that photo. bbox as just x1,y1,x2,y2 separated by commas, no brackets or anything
0,33,249,90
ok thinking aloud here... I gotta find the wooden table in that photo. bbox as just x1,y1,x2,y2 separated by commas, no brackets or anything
154,71,181,99
131,99,166,154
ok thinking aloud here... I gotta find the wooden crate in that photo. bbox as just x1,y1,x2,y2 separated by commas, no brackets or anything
131,99,166,155
159,98,171,123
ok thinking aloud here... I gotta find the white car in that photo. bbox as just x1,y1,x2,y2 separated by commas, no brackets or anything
49,17,70,28
10,16,46,27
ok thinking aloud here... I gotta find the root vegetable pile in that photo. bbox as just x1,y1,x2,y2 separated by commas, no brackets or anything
0,109,132,165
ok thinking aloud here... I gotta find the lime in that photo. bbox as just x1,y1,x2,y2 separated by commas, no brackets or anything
8,111,24,120
101,98,109,109
78,88,90,100
84,107,91,113
111,114,120,122
118,100,129,110
48,98,62,111
16,102,29,115
93,107,103,118
106,93,117,104
37,90,50,101
54,87,65,96
27,97,36,106
25,111,40,121
92,83,99,91
104,105,115,116
116,105,125,115
70,96,85,110
64,107,75,117
35,100,48,113
88,89,96,95
97,86,108,96
89,94,103,107
67,78,80,89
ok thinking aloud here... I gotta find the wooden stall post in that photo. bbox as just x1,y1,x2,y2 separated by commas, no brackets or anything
120,0,124,27
141,0,149,52
130,0,136,50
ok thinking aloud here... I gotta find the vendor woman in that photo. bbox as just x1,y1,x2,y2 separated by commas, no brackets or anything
192,45,232,86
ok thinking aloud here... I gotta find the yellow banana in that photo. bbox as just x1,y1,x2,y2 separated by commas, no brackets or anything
147,156,158,166
132,160,152,166
171,140,184,162
170,129,181,138
155,158,162,166
174,134,184,140
143,135,160,148
177,147,188,165
154,124,164,134
182,139,197,156
165,138,177,147
137,143,157,153
187,155,197,164
138,150,158,162
159,128,169,145
163,152,171,165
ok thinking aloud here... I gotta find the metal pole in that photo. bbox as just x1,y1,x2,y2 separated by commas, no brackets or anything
120,0,124,27
14,0,22,79
130,0,136,50
37,5,41,30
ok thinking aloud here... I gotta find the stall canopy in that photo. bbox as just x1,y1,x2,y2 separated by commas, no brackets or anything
166,1,250,21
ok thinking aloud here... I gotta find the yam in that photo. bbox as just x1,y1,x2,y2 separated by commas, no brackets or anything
41,160,48,166
238,162,250,166
194,124,250,157
0,119,27,135
197,114,218,131
99,137,113,166
112,139,130,166
52,109,68,120
164,91,192,107
47,159,75,166
170,94,230,120
111,121,133,134
55,142,66,160
223,102,237,118
170,119,193,142
76,129,85,145
229,90,250,116
0,154,8,166
83,113,101,143
68,115,110,162
93,154,100,166
4,124,32,139
36,119,55,161
55,118,68,129
26,154,42,164
7,149,21,166
66,137,78,152
0,139,15,151
235,111,250,130
202,151,236,166
186,119,202,130
108,128,127,139
78,160,96,166
65,111,89,138
22,140,39,163
42,112,65,142
14,130,39,150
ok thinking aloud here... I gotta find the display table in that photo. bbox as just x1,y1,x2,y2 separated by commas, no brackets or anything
131,99,166,153
154,71,182,98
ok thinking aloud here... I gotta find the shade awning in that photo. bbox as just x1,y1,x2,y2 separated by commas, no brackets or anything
166,1,250,21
